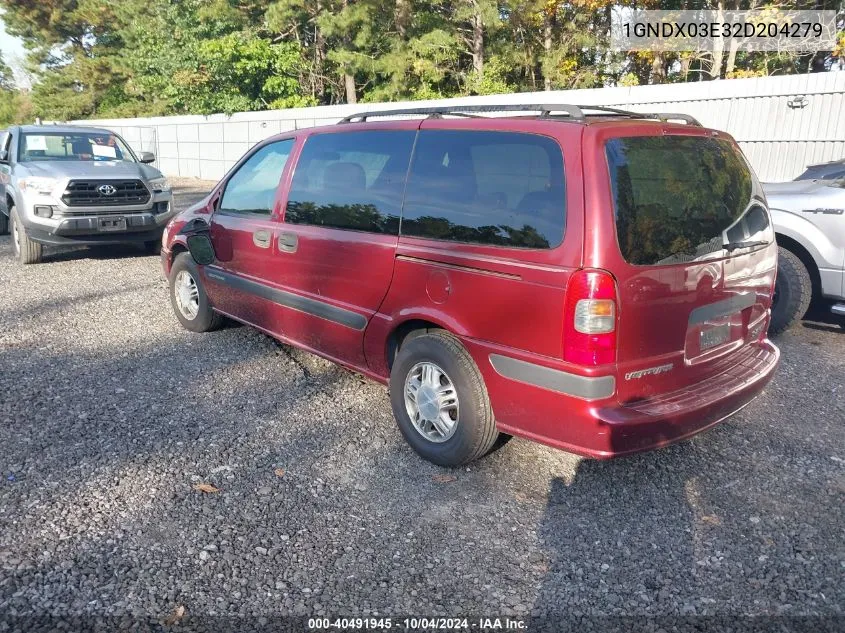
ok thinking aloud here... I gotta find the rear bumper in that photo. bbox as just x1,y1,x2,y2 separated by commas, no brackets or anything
593,340,779,457
466,338,780,459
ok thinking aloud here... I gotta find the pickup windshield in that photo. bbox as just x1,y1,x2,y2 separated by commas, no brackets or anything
606,135,771,266
19,132,136,163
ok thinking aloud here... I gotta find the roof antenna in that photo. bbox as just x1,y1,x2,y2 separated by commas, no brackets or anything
35,117,42,126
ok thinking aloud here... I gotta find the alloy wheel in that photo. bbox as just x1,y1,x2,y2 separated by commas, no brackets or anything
403,361,460,443
174,270,200,320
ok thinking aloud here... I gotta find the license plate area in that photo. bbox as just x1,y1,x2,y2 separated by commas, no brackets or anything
98,216,126,232
685,311,745,366
700,323,731,350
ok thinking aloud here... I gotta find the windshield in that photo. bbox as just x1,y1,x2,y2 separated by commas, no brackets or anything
606,135,771,266
18,132,137,163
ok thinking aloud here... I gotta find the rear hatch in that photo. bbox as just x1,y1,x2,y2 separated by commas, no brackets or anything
603,133,776,404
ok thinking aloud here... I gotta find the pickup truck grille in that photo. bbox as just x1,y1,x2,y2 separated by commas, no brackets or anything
62,180,151,207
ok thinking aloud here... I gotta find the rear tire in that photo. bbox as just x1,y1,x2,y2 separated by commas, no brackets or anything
770,246,812,336
168,252,223,333
389,331,499,466
10,206,43,265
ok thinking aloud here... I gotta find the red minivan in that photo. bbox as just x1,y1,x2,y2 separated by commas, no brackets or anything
161,104,780,466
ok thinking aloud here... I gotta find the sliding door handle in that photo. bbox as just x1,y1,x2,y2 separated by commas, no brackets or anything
278,232,298,253
253,230,271,249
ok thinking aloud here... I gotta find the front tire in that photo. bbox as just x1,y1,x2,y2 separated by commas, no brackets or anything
770,247,812,336
389,331,499,466
168,252,223,333
10,206,43,265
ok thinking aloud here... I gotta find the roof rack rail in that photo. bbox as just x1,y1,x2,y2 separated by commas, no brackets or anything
339,104,586,123
338,103,701,126
571,105,701,126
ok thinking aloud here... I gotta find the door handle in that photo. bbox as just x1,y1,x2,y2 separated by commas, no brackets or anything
278,232,298,253
253,230,271,249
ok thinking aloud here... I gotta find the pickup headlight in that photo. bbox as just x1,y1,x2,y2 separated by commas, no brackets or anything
149,177,171,193
19,177,60,196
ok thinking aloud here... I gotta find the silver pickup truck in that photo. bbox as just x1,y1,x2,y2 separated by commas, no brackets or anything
0,124,174,264
765,177,845,333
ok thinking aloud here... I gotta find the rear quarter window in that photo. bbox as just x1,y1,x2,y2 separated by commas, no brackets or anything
606,135,768,266
401,130,566,249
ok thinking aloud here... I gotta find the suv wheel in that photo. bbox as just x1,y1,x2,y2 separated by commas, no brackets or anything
389,331,498,466
770,247,812,336
168,252,223,333
10,206,43,265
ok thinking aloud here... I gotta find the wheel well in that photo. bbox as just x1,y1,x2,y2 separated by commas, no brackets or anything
776,233,821,298
5,194,13,213
386,319,443,371
168,243,188,270
170,242,188,257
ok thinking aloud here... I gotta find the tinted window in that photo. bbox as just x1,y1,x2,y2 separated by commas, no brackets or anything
606,136,769,266
402,131,565,249
285,131,416,234
220,140,294,215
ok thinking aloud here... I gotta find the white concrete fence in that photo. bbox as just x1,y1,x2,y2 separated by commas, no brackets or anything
76,72,845,183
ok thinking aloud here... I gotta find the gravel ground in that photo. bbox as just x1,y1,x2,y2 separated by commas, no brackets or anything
0,182,843,632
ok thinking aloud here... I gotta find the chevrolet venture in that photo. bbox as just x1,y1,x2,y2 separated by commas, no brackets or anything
161,104,780,466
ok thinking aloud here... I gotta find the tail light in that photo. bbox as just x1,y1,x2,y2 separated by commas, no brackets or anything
564,269,618,366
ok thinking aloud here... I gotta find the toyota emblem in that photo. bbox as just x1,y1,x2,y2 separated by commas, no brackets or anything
97,184,117,196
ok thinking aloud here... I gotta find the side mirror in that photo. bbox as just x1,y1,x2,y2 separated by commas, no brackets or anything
186,234,215,265
138,151,156,164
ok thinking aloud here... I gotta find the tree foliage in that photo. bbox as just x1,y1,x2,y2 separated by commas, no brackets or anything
0,0,841,122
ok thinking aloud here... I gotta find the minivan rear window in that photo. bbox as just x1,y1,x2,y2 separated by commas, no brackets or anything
606,136,766,266
402,131,565,249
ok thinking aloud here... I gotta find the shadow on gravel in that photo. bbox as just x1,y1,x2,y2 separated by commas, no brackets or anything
530,389,845,628
37,244,158,264
1,283,156,323
797,301,844,335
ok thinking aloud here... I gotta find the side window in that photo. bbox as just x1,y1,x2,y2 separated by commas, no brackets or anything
220,139,294,215
402,131,566,249
285,131,416,234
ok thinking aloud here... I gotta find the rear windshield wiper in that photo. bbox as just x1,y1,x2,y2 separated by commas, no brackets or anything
723,240,769,253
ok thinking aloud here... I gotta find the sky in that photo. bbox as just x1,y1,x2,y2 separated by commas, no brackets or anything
0,13,30,88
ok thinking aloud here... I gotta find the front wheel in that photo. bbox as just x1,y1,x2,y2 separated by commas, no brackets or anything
770,247,812,336
389,331,499,466
168,252,223,333
10,206,43,264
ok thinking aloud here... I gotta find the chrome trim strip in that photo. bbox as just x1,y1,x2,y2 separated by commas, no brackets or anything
688,292,756,326
832,304,845,316
489,354,615,400
205,267,367,331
